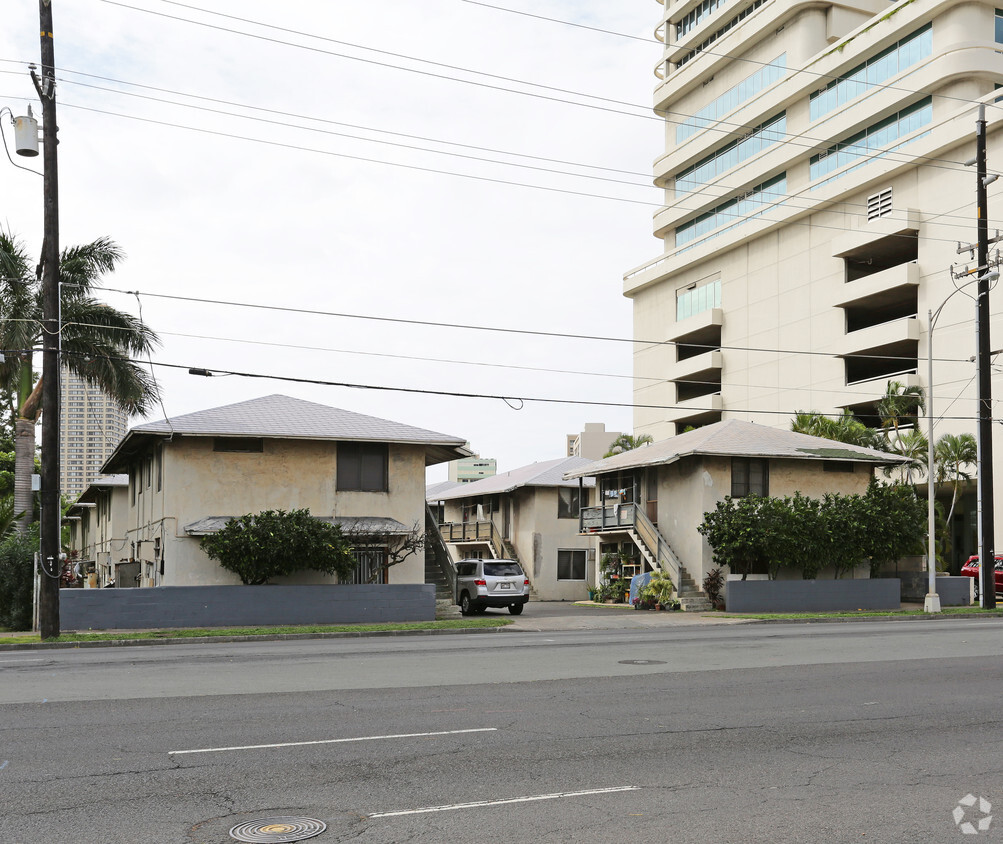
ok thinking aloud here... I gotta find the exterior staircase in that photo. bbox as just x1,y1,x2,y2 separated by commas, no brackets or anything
424,504,460,617
623,513,711,612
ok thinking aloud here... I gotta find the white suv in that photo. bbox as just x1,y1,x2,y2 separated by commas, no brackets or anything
455,559,530,616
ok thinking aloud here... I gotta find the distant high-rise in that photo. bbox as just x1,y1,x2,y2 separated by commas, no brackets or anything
448,446,498,483
59,368,129,500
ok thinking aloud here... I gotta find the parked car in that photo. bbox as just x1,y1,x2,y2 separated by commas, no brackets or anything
960,555,1003,599
455,559,530,616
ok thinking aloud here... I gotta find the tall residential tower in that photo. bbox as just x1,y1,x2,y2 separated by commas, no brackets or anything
59,368,129,499
628,0,1003,562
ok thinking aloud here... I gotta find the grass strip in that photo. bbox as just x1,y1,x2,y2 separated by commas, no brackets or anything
0,617,510,645
728,606,1003,620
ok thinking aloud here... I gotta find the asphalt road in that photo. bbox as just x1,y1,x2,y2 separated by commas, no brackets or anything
2,616,1003,843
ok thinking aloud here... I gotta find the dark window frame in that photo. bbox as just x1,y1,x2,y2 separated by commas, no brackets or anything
731,457,769,497
557,487,582,520
337,442,389,492
557,549,587,581
213,437,264,453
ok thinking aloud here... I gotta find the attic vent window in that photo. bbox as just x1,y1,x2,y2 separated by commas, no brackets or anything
867,188,893,221
213,437,263,453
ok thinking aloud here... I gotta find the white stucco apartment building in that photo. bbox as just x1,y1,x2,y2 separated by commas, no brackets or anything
628,0,1003,560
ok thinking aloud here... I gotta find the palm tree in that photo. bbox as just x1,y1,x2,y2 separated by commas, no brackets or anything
934,432,977,537
891,428,929,485
0,230,159,533
791,409,886,451
877,380,925,439
604,433,654,458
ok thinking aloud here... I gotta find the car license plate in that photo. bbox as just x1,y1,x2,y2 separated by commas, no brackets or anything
498,583,511,590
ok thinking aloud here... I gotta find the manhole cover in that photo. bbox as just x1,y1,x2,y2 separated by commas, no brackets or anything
229,817,327,842
618,659,666,665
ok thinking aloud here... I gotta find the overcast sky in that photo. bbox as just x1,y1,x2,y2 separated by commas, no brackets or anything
0,1,663,480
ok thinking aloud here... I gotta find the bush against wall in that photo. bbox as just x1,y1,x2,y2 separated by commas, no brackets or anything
0,532,35,631
200,509,357,585
697,479,925,579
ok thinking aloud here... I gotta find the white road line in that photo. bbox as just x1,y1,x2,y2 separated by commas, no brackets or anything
367,786,640,818
0,658,46,664
169,727,498,755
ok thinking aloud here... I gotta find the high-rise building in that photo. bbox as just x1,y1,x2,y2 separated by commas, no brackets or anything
447,447,498,484
59,368,129,500
567,423,624,461
628,0,1003,562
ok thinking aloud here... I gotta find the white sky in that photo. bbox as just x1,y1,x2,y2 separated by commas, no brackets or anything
0,1,663,481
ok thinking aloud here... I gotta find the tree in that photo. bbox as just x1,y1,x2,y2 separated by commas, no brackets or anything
0,230,159,532
877,380,925,439
604,433,654,458
200,509,357,585
860,479,926,576
934,432,977,555
889,428,929,485
338,520,424,583
0,527,35,631
791,410,886,451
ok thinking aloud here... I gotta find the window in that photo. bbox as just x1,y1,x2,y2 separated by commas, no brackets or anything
677,277,721,321
558,549,587,581
676,0,732,38
824,461,855,473
809,99,932,183
156,445,163,491
677,0,768,67
810,26,932,121
997,9,1003,43
213,437,263,453
558,487,582,519
678,59,786,141
350,548,387,584
337,442,388,492
732,458,769,497
676,114,786,194
676,175,786,247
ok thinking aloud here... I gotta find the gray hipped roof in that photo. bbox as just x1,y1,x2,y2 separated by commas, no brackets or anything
184,515,410,536
431,456,596,502
103,394,471,470
563,419,909,479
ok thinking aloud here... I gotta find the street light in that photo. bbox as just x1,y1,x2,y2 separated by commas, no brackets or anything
926,268,999,613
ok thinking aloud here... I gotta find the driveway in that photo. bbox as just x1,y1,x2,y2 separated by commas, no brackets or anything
487,600,749,632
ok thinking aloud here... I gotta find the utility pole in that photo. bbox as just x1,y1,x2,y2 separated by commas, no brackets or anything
975,103,997,609
33,0,61,638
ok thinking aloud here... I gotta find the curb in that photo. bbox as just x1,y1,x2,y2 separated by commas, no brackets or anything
0,625,507,652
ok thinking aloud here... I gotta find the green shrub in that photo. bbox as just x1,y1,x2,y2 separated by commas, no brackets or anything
200,509,357,585
0,533,36,631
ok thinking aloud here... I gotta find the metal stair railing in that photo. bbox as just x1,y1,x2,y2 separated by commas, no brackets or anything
628,506,683,588
439,519,506,559
424,503,456,598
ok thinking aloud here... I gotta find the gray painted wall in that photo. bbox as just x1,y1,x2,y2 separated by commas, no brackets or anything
899,572,975,606
726,578,901,613
61,584,436,630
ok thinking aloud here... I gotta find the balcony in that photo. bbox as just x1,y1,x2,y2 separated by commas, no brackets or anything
835,262,919,311
841,316,920,358
667,349,723,382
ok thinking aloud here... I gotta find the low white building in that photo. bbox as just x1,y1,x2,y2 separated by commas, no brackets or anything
99,394,470,587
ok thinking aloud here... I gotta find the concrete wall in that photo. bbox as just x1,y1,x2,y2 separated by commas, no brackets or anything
60,584,436,630
121,438,429,588
900,572,975,606
726,578,901,613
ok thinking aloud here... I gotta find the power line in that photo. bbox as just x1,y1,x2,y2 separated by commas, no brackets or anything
56,346,991,422
457,0,658,43
76,285,975,364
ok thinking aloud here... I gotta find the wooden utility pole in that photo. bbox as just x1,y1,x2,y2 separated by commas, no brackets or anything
975,103,996,609
34,0,61,638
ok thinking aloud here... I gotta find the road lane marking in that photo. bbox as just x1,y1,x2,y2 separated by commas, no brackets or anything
367,786,640,818
169,728,497,755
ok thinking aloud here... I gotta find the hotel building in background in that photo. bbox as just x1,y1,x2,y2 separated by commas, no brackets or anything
628,0,1003,563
